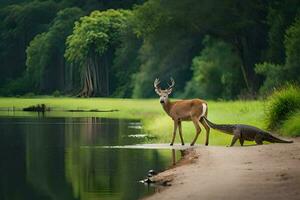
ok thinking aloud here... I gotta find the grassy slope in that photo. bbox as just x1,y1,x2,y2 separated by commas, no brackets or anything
0,97,265,145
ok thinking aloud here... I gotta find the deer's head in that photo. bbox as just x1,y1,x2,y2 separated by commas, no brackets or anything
154,78,175,104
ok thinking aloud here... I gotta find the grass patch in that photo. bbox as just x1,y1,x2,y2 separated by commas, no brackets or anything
280,111,300,137
0,97,162,119
0,97,265,145
144,100,264,145
265,84,300,129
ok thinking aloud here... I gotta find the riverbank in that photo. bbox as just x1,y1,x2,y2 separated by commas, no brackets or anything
146,137,300,200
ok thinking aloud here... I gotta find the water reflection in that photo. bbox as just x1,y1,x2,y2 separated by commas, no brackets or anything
0,117,181,200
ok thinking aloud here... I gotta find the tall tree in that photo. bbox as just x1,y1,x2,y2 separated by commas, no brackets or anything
0,1,58,86
130,0,269,98
265,0,300,64
183,36,244,99
284,17,300,83
65,9,131,97
26,7,84,93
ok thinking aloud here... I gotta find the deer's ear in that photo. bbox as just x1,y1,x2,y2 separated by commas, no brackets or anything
167,89,172,94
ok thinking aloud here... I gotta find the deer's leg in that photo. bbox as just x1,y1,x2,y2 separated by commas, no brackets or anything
178,120,184,145
200,118,210,146
190,117,201,146
170,120,178,146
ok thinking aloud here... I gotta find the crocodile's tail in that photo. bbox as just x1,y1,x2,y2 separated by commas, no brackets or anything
202,116,234,135
264,132,293,143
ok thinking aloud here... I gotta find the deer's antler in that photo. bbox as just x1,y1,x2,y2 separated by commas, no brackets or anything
167,77,175,91
154,78,161,95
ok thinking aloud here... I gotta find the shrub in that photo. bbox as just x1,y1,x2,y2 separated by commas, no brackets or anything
255,62,285,95
182,36,243,99
0,75,32,96
265,84,300,129
280,111,300,137
52,90,61,97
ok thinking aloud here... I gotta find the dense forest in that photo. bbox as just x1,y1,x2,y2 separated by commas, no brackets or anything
0,0,300,99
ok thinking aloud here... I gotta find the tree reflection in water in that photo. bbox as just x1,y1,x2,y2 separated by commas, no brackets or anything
0,117,181,200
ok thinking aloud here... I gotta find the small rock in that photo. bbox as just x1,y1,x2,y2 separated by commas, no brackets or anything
148,169,158,176
140,178,155,184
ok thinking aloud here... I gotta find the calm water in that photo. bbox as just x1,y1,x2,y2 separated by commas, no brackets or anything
0,117,181,200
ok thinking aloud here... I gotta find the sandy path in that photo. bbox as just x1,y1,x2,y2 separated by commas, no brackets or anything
146,138,300,200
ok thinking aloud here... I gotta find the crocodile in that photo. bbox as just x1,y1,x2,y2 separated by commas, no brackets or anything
202,116,293,146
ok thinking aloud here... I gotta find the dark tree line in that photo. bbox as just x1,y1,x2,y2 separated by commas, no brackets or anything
0,0,300,99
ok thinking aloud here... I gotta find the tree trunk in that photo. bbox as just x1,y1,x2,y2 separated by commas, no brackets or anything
234,35,258,95
77,60,93,97
77,50,112,97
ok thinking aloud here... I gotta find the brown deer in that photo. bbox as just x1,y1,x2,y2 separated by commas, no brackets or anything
154,78,210,146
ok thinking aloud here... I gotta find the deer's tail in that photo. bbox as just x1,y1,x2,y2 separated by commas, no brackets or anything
201,103,208,118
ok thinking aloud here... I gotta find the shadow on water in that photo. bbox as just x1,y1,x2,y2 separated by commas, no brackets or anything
0,117,182,200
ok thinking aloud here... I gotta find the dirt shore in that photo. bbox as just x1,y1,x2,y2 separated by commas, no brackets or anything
146,138,300,200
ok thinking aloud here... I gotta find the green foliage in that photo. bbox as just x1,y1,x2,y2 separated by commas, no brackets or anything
112,20,142,97
64,9,133,96
0,75,31,96
280,111,300,137
26,7,84,93
65,9,131,66
130,0,208,98
130,0,270,98
255,62,284,94
52,90,61,97
131,0,168,38
284,17,300,83
1,0,300,99
0,0,58,85
266,7,286,64
265,85,300,130
257,15,300,95
265,82,300,137
265,1,300,63
183,36,243,99
26,33,47,90
0,0,141,96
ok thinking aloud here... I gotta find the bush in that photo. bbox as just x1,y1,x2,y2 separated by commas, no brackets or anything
280,111,300,137
0,75,32,96
265,84,300,129
182,36,244,99
52,90,61,97
255,62,285,95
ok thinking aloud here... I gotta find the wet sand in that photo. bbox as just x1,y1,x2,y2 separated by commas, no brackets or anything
145,138,300,200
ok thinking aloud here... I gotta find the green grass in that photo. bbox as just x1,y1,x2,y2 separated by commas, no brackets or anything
265,84,300,129
0,97,162,119
0,97,266,146
143,100,264,145
280,111,300,137
263,85,300,137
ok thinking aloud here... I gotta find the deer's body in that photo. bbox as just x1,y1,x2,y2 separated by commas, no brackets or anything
154,78,210,146
163,99,207,121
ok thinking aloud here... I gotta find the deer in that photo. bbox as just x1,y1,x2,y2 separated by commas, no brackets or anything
154,78,210,146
